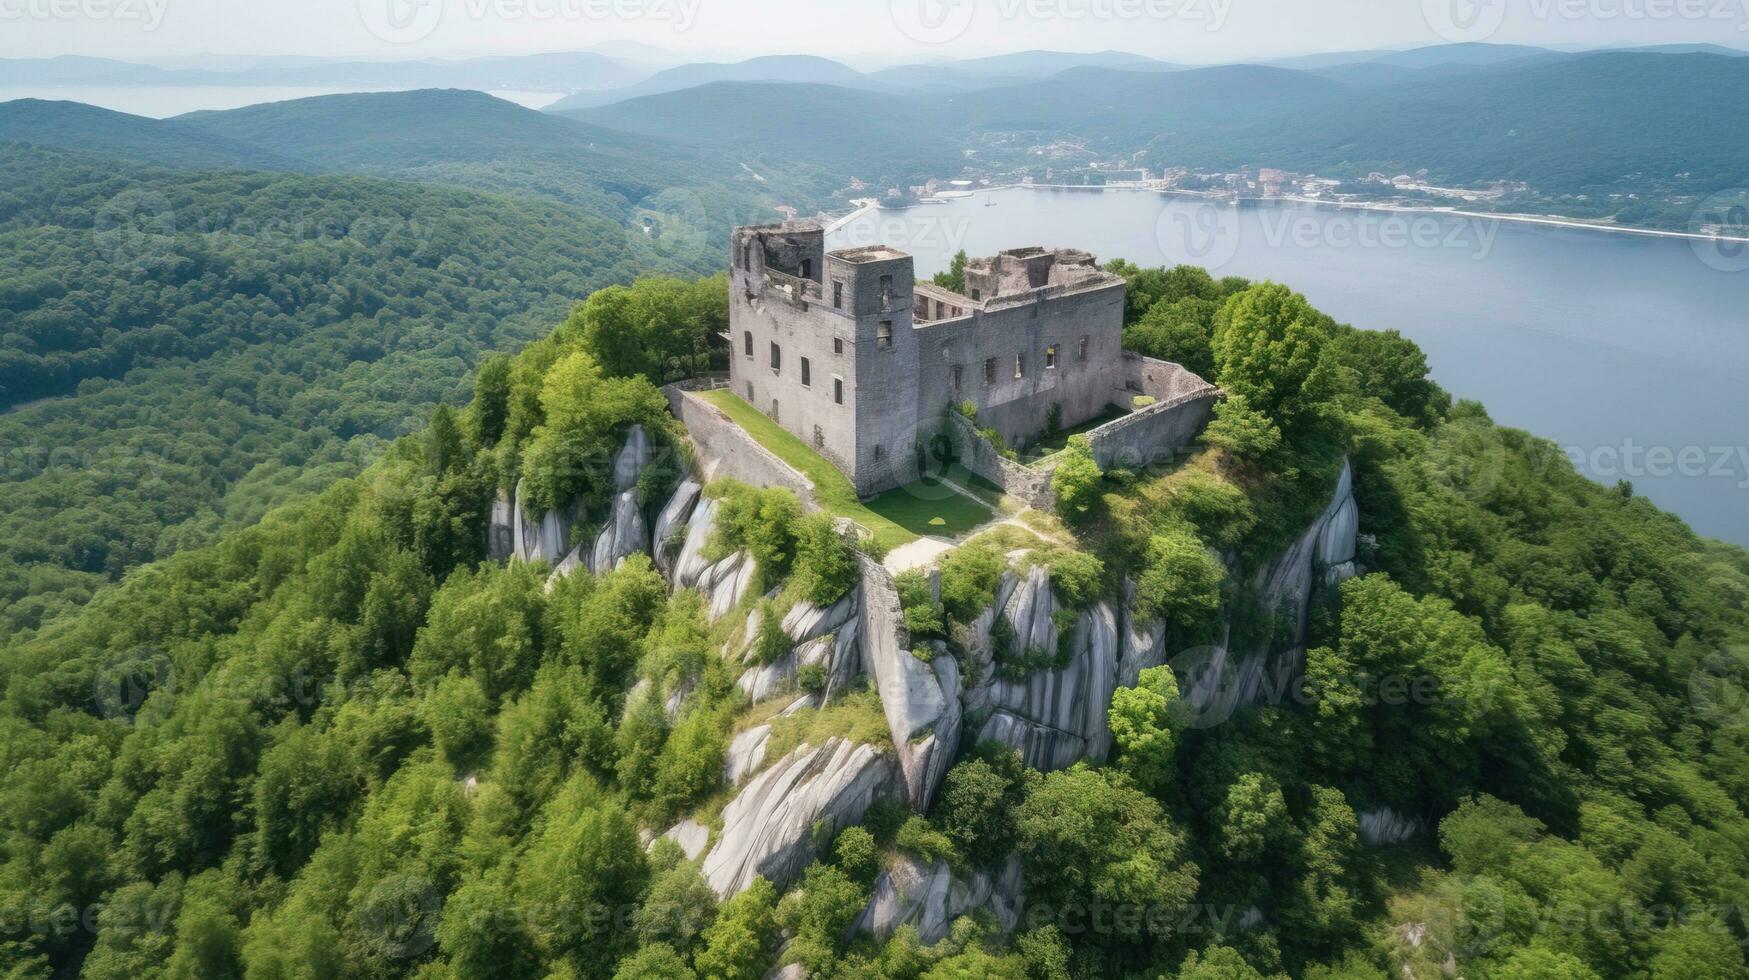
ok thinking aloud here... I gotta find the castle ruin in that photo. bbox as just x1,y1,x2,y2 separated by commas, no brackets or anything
730,220,1150,496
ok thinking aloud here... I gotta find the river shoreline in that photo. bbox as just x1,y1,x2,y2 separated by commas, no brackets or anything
857,184,1749,246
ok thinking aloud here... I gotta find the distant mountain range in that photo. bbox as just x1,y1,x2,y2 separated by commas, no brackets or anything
4,44,1747,231
22,42,1744,106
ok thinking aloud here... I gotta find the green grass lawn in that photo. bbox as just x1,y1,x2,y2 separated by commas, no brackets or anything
697,389,993,551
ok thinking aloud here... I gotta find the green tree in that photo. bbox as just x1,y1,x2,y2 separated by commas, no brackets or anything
1015,765,1199,940
933,250,969,293
422,672,494,772
1210,284,1342,446
1108,665,1182,794
696,877,778,980
791,513,860,607
1051,435,1103,522
1135,522,1225,632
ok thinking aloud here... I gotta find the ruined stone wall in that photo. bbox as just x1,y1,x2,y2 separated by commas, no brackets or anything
939,411,1056,509
914,281,1128,455
666,386,819,507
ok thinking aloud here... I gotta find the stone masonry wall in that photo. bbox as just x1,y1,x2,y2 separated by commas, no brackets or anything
665,385,819,507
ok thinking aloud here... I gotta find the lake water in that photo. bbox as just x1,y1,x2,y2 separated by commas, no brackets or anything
830,187,1749,546
0,85,565,117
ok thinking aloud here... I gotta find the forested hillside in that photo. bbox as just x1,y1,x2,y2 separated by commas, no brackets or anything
0,142,724,635
1,259,1744,980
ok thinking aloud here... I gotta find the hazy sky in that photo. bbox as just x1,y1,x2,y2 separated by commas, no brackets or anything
5,0,1748,64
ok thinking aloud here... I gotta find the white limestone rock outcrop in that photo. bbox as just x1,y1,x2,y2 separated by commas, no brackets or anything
1118,586,1167,690
613,424,651,492
959,564,1120,772
859,557,960,811
724,724,772,787
856,854,1025,946
653,478,702,574
660,819,710,861
668,495,757,620
544,544,588,593
590,491,649,573
702,737,900,896
487,495,515,561
1358,807,1421,847
1176,459,1360,721
511,478,575,565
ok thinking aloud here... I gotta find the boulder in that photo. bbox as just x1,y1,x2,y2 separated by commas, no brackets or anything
859,557,958,810
856,854,1025,946
702,737,900,896
653,478,702,574
782,592,858,645
590,491,649,573
704,552,757,622
660,819,710,861
544,543,588,593
613,424,652,492
739,647,798,704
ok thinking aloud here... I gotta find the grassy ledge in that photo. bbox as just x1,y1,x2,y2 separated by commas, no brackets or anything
697,389,992,551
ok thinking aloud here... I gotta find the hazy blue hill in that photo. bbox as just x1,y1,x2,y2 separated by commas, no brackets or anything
1209,52,1749,189
174,88,737,217
546,54,873,110
563,81,962,202
1363,41,1563,67
0,98,301,170
0,50,648,91
1265,41,1562,70
1617,42,1749,56
869,49,1174,89
0,55,169,84
952,63,1348,142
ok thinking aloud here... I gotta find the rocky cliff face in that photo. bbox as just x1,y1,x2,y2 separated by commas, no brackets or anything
484,433,1361,926
951,565,1121,773
1177,460,1360,728
701,737,901,897
859,557,961,811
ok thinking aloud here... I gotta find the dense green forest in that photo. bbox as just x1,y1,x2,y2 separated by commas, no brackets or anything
0,142,727,636
2,248,1745,980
